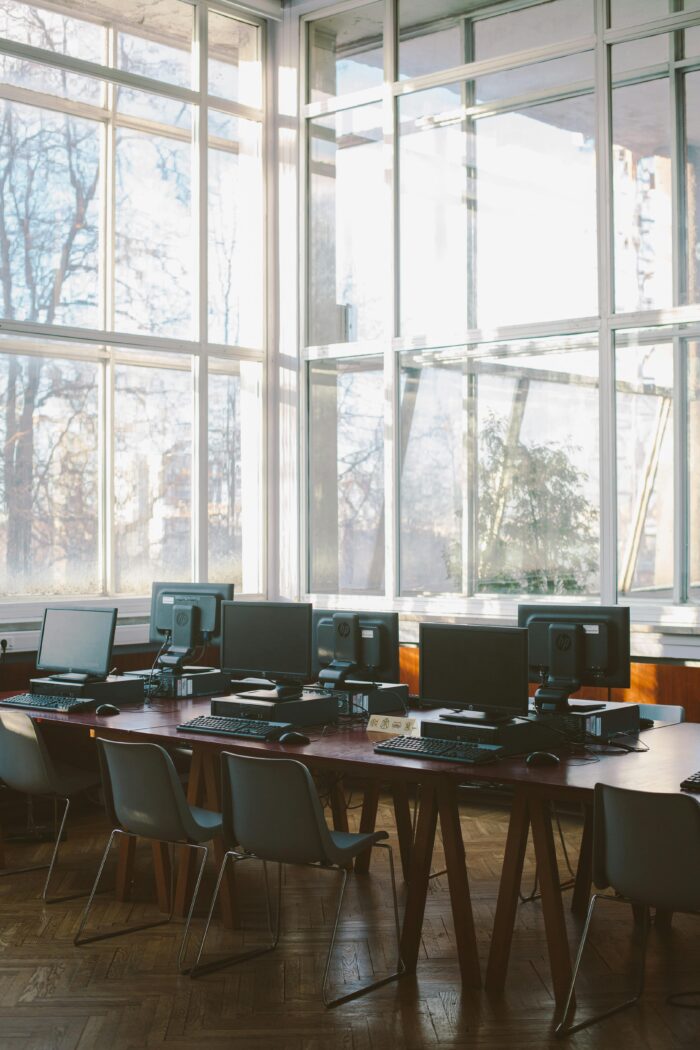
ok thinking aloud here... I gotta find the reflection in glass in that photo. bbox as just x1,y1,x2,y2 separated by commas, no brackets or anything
475,52,593,104
115,128,192,338
612,75,671,312
208,119,263,348
616,337,673,598
117,0,192,88
0,351,99,595
114,362,191,593
308,105,386,346
208,361,262,590
308,358,384,594
0,99,101,328
116,87,191,131
399,339,600,596
308,2,384,103
0,0,104,63
208,11,261,108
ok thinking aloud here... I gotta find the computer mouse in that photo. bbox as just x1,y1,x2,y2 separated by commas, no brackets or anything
277,730,310,746
95,703,120,717
526,750,560,767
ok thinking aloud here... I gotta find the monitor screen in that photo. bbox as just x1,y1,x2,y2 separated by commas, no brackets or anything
419,623,529,715
312,610,399,684
37,607,117,678
149,581,234,647
517,603,630,689
220,601,313,682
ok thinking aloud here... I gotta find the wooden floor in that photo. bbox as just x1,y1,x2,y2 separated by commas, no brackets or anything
0,789,698,1050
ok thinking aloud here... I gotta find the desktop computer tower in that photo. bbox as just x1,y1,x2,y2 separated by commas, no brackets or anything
30,674,145,704
211,692,338,727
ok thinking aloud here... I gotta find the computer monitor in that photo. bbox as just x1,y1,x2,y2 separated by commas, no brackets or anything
312,610,400,687
419,623,529,722
220,601,313,699
37,606,117,683
149,581,234,673
517,603,631,713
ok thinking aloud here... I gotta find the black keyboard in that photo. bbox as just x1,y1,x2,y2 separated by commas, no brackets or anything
374,735,504,765
680,770,700,793
0,692,93,713
177,714,293,740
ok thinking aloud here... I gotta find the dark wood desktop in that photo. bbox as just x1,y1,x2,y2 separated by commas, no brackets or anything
1,692,698,1011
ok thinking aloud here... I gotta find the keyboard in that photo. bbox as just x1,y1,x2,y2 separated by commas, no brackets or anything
680,770,700,793
177,714,293,740
0,692,94,713
374,735,504,765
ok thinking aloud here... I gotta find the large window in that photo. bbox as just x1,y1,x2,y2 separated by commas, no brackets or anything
0,0,265,601
302,0,700,619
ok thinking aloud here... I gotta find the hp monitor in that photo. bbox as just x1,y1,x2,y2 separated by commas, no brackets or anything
517,603,631,713
220,601,313,699
37,607,118,683
150,581,234,672
419,623,529,722
312,610,399,687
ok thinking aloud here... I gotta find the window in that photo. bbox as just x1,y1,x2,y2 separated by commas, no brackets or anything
302,0,700,621
0,1,265,602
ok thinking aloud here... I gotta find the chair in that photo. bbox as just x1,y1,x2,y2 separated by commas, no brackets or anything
556,783,700,1036
190,752,405,1006
74,739,222,973
0,710,99,902
638,703,685,724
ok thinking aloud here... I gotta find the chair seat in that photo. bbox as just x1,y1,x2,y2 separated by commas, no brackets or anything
327,829,388,864
189,806,224,842
51,763,101,798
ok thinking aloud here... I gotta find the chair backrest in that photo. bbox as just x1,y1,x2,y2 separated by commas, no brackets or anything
0,710,56,795
98,738,202,844
593,783,700,913
221,752,337,865
637,703,685,724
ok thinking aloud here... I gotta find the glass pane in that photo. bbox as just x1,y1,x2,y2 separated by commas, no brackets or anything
399,26,464,82
0,99,101,328
688,341,700,599
687,26,700,57
114,361,191,592
117,0,192,88
475,95,597,328
208,118,263,348
208,360,263,591
685,71,700,304
476,339,600,596
0,351,99,595
610,0,672,28
0,53,102,103
616,336,673,598
117,86,192,131
399,84,468,341
308,2,384,103
308,104,387,346
612,73,671,313
114,127,192,338
0,1,105,63
209,11,262,109
611,36,668,77
308,357,384,594
475,52,594,104
473,0,593,61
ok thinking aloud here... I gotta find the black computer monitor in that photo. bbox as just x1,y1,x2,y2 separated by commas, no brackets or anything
220,601,313,699
150,581,234,672
517,603,631,712
37,606,117,683
312,610,400,687
419,623,529,722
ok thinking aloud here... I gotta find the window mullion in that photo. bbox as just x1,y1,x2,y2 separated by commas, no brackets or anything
194,1,209,583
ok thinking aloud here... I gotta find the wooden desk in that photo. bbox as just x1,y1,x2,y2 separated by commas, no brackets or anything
3,694,699,1010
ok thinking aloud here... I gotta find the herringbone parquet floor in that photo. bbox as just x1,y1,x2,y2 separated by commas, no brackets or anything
0,788,698,1050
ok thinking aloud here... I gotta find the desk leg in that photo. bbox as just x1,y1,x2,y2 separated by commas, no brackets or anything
115,834,136,902
151,842,172,914
571,804,593,917
392,782,414,882
529,797,572,1006
354,783,380,875
485,786,530,995
174,749,205,918
436,778,481,988
400,780,438,974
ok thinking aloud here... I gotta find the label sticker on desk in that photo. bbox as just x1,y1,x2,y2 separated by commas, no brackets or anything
367,714,419,737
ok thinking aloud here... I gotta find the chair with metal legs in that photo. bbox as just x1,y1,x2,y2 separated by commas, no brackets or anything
556,782,700,1037
0,710,100,902
74,738,222,973
190,752,405,1006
